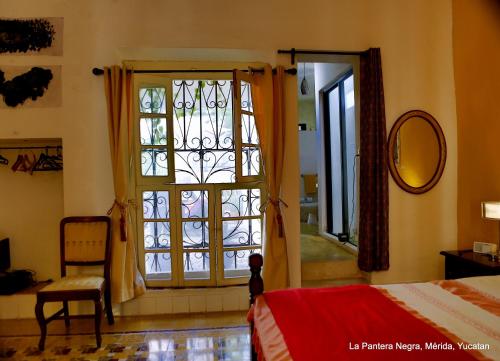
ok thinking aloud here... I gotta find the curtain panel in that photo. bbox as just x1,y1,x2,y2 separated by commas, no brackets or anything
103,66,146,303
358,48,390,272
235,65,289,290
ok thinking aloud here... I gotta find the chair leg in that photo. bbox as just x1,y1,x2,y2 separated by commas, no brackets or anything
35,301,46,351
104,288,114,325
63,301,70,327
94,299,102,348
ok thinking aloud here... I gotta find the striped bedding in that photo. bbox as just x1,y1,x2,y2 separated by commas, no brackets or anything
249,275,500,360
378,276,499,360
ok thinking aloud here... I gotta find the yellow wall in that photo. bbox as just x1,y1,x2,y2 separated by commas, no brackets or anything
0,0,458,287
454,0,500,249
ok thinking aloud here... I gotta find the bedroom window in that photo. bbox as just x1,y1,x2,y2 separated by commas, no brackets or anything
133,73,263,287
323,70,358,246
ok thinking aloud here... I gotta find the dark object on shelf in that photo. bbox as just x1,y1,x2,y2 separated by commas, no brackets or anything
0,67,53,107
0,238,35,294
0,19,55,54
0,269,35,295
0,238,10,272
440,250,500,279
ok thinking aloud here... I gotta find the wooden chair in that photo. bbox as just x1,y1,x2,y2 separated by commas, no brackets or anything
35,216,114,350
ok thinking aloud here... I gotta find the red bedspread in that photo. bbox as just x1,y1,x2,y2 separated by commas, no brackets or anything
262,285,477,361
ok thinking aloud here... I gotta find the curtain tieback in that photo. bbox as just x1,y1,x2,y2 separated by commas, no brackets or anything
268,197,288,238
107,199,130,242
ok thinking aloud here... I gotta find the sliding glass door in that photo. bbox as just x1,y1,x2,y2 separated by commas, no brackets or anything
323,70,358,246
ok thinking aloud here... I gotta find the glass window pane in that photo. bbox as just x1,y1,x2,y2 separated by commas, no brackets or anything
174,151,201,184
181,190,208,218
141,148,168,176
241,114,259,145
172,80,233,151
223,249,261,278
144,222,170,249
328,87,343,235
139,87,166,114
241,81,253,113
343,74,357,246
140,118,167,145
145,252,171,280
182,221,210,249
242,147,260,176
186,337,214,351
222,219,261,247
175,150,236,184
183,252,210,280
344,74,355,109
221,188,261,218
217,334,251,349
172,80,236,184
203,150,236,183
143,191,169,219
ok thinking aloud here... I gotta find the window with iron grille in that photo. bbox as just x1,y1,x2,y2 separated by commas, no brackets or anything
133,73,263,287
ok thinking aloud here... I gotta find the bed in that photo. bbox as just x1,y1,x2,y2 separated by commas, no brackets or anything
248,254,500,361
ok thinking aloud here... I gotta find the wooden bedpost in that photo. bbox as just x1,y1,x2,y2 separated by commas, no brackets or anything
249,253,263,361
249,253,264,306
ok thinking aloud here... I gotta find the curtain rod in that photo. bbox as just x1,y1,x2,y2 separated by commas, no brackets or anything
91,67,297,76
277,48,365,64
0,145,61,150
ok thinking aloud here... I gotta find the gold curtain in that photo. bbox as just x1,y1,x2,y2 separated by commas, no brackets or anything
249,65,289,290
103,66,146,303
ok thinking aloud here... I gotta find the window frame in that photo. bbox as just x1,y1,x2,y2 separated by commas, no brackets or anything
234,70,262,183
136,184,178,288
215,181,266,286
132,69,264,287
133,75,176,185
174,183,217,287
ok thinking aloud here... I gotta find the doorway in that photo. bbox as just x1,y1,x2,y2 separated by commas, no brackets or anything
297,58,363,287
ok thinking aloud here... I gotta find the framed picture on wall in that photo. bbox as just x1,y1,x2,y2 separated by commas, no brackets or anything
0,17,63,56
0,65,62,108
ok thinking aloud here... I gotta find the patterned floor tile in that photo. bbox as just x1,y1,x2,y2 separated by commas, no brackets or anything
0,327,249,361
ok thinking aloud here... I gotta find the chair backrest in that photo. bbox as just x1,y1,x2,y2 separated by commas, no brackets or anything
60,216,111,277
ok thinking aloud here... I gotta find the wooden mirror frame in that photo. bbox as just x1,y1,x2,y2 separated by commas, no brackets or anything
387,110,447,194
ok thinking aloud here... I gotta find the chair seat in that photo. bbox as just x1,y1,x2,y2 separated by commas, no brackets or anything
39,275,105,293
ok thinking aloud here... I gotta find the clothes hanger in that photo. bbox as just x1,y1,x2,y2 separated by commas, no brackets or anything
11,152,25,172
24,151,37,174
0,153,8,165
32,148,62,171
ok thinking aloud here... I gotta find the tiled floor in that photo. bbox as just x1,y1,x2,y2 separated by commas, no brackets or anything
0,312,250,360
0,312,248,337
0,326,250,360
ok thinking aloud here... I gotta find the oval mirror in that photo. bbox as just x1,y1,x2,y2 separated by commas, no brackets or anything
388,110,446,194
